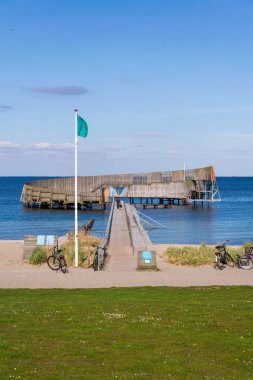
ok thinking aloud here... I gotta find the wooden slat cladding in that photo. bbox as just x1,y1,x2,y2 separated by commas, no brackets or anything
25,166,213,190
21,166,215,206
23,235,58,260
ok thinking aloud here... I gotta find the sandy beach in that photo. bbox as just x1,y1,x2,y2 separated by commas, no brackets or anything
0,240,253,288
0,240,25,267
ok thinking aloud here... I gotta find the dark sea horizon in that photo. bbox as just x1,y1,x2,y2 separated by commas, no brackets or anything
0,176,253,245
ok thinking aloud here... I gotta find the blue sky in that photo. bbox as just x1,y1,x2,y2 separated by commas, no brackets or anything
1,0,253,176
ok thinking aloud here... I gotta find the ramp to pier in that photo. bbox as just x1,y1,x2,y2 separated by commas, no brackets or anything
105,202,152,271
105,203,135,271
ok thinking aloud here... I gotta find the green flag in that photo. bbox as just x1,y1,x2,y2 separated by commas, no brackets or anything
77,115,88,138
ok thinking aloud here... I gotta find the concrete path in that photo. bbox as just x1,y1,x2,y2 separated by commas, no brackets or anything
1,259,253,288
0,239,253,289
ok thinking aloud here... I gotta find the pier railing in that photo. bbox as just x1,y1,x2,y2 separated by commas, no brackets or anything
97,198,115,270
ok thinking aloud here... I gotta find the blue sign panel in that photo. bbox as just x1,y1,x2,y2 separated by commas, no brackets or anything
37,235,45,246
142,251,152,260
37,235,55,246
46,235,54,245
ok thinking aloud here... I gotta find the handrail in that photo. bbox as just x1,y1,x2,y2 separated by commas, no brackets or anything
97,198,115,270
137,210,167,228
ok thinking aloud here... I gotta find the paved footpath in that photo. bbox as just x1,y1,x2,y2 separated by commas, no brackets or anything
0,240,253,288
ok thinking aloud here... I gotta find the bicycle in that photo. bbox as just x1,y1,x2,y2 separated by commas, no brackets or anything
237,246,253,270
47,245,67,273
93,249,99,271
93,246,106,271
214,241,235,270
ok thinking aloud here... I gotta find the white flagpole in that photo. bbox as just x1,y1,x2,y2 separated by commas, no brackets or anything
74,109,78,267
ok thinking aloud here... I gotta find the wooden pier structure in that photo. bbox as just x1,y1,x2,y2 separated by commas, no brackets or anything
98,200,152,271
21,166,220,209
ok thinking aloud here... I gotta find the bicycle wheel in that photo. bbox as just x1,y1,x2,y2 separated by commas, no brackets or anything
215,254,225,270
238,256,253,270
225,253,234,267
47,255,60,270
59,257,67,273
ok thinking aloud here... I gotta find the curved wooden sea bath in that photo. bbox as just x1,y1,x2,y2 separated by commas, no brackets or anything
21,166,220,209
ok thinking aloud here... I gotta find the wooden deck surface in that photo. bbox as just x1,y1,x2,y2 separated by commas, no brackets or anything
105,205,136,272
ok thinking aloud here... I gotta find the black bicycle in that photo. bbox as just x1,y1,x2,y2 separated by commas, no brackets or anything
93,249,99,271
93,246,106,271
237,246,253,270
214,242,235,270
47,245,67,273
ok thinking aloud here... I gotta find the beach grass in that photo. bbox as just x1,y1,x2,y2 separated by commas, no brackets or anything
0,287,253,379
29,233,101,268
29,247,47,265
60,234,101,268
162,244,245,266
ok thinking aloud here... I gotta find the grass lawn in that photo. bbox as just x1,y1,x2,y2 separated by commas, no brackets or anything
0,287,253,380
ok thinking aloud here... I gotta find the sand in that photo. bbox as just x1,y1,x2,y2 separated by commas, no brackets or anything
0,240,253,288
0,240,25,267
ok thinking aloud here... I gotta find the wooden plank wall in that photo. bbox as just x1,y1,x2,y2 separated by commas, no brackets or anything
26,166,213,191
21,166,214,204
23,235,58,260
127,182,189,198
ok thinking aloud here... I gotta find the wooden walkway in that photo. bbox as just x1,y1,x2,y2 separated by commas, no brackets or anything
105,204,136,272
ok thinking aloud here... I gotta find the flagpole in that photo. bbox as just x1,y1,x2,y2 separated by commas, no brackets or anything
74,109,78,268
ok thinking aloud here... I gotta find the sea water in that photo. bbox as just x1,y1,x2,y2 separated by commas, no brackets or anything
0,177,252,245
0,177,109,240
143,177,253,245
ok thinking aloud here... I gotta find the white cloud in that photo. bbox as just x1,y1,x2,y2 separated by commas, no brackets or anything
0,141,20,148
0,141,75,157
0,139,179,164
33,143,73,150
